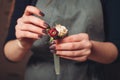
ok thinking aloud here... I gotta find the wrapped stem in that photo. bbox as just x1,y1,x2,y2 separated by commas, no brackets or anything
50,37,60,75
48,24,68,76
53,54,60,75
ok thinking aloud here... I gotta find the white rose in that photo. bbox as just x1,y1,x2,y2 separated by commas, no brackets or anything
55,24,68,37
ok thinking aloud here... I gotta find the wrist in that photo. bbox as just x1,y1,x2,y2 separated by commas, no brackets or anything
16,39,33,50
17,39,24,48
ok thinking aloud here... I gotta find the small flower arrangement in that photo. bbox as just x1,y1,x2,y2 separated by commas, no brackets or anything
47,24,68,40
46,24,68,75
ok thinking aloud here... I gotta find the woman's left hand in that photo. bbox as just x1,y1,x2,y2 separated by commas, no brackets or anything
50,33,92,62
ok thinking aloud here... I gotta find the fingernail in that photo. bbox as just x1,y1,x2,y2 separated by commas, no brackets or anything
49,45,56,50
42,29,47,34
44,23,51,28
39,11,45,16
50,41,56,45
38,35,43,38
50,50,56,54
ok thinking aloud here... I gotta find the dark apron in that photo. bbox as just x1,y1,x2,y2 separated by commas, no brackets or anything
25,0,105,80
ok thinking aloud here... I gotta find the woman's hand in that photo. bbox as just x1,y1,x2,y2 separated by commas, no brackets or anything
15,6,49,48
50,33,92,62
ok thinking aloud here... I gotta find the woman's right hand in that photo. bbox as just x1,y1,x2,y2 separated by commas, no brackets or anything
15,6,49,49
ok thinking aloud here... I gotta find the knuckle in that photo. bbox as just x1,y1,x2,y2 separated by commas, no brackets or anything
26,6,39,14
79,33,89,39
86,50,91,56
83,33,89,39
69,37,75,41
27,16,32,21
23,31,31,38
15,25,18,30
26,32,31,37
35,18,44,25
80,56,87,62
26,6,31,11
72,51,77,56
15,25,21,32
16,31,21,39
35,18,41,24
22,32,26,37
21,24,26,30
86,42,92,48
15,31,18,38
24,24,30,30
71,43,75,49
85,34,89,39
83,40,92,49
17,18,22,23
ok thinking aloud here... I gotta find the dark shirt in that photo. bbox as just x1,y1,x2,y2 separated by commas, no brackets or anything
5,0,120,80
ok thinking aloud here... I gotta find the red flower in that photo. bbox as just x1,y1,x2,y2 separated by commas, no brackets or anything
48,28,58,37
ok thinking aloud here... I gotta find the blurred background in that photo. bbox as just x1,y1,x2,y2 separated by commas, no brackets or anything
0,0,120,80
0,0,30,80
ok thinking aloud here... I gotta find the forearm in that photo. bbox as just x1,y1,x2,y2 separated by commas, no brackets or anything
4,39,31,62
88,40,118,64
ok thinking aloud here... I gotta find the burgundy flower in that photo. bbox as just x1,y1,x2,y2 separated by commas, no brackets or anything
48,28,58,37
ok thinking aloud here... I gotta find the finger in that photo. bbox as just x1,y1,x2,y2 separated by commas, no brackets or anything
55,40,92,50
56,49,91,57
60,55,87,62
20,24,46,35
18,16,49,29
59,33,89,43
16,30,42,39
56,42,83,50
23,6,44,16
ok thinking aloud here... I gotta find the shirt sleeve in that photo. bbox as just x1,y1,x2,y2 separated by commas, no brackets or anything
102,0,120,63
5,0,33,43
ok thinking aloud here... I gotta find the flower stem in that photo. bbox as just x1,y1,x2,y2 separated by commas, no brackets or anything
50,37,54,42
53,53,60,75
49,37,60,75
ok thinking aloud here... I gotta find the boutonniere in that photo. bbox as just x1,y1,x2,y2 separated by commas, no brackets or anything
47,24,68,40
46,24,68,75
